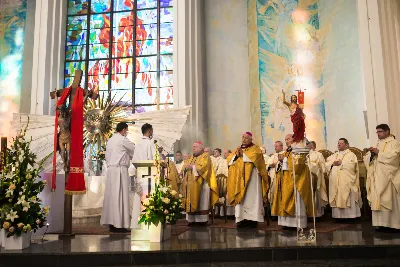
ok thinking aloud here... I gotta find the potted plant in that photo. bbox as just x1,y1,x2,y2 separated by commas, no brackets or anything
0,120,51,250
138,181,182,242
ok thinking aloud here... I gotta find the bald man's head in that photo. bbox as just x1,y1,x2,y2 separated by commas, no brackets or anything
285,134,294,147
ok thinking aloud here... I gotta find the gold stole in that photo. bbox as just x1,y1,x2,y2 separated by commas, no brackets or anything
226,145,269,206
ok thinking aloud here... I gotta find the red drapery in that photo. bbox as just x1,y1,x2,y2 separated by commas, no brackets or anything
291,105,306,143
52,87,86,194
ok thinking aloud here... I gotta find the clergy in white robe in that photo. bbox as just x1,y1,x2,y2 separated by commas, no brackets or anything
272,134,313,229
364,124,400,229
307,141,328,217
227,132,269,228
101,123,135,231
182,141,219,225
266,141,284,204
130,123,156,229
326,138,362,219
212,148,234,216
174,150,184,195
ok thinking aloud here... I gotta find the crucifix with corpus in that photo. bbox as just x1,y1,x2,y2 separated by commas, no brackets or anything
49,69,98,234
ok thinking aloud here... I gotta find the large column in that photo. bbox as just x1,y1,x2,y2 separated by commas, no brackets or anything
357,0,389,145
29,0,67,116
173,0,207,151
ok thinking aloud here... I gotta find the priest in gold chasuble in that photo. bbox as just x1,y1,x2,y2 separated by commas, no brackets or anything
364,124,400,229
226,132,269,228
326,138,361,219
182,141,219,225
271,134,314,229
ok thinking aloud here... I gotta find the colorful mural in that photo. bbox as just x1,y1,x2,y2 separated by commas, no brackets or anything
0,0,27,136
248,0,329,150
65,0,173,112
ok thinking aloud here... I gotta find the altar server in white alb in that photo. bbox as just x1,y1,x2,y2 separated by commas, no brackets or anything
130,123,157,229
326,138,362,220
364,124,400,230
101,122,135,232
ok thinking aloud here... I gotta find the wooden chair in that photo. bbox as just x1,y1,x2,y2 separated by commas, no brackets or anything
211,174,228,223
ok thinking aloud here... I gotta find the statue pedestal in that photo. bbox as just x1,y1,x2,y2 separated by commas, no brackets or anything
131,160,157,241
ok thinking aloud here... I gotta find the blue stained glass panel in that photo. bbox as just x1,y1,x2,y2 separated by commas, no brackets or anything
90,14,110,28
160,38,173,54
67,30,86,46
111,73,132,89
137,56,157,72
135,72,158,88
89,44,109,59
67,16,87,31
135,88,157,104
68,0,88,15
89,29,110,44
160,0,173,7
107,90,133,104
88,60,109,74
66,45,86,61
136,40,157,56
91,0,111,13
160,71,173,87
137,0,157,9
137,9,157,24
114,0,134,11
65,61,86,76
160,23,173,39
136,24,157,40
160,8,173,23
113,12,133,27
160,55,172,70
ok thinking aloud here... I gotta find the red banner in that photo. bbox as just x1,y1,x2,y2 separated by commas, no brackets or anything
298,91,305,104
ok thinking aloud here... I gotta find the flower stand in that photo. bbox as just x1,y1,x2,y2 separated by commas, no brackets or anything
4,232,32,250
149,224,171,243
0,229,5,248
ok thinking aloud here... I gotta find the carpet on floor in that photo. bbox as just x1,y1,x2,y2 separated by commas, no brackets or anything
71,225,189,236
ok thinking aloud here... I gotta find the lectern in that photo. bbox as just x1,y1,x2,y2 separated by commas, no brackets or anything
131,160,157,241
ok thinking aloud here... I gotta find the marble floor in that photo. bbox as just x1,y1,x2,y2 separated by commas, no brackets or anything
1,219,400,254
1,219,400,266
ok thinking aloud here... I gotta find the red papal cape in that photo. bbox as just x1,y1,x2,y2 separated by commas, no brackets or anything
52,86,86,194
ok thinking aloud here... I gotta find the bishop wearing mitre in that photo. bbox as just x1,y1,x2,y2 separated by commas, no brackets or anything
227,132,269,228
272,134,314,229
364,124,400,230
326,138,362,219
307,141,328,217
182,141,219,226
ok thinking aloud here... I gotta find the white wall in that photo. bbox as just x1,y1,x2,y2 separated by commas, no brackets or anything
319,0,369,151
204,0,250,150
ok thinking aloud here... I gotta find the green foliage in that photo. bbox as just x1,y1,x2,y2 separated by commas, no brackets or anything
0,118,52,237
138,180,183,226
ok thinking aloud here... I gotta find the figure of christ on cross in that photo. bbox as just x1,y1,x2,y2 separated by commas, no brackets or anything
282,90,306,145
50,70,98,194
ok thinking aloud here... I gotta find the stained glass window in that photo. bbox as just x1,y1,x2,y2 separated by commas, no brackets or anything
65,0,174,112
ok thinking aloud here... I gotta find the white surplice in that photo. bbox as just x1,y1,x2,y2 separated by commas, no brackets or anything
364,136,400,229
230,153,264,223
100,133,135,228
266,152,283,203
308,150,328,217
130,136,156,229
186,165,210,223
277,190,307,228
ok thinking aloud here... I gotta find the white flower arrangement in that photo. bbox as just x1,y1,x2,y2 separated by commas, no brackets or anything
0,119,52,237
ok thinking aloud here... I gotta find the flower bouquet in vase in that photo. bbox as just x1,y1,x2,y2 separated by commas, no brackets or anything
138,180,183,242
0,119,52,250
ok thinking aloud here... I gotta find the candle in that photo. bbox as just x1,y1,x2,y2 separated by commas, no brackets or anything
0,137,7,173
